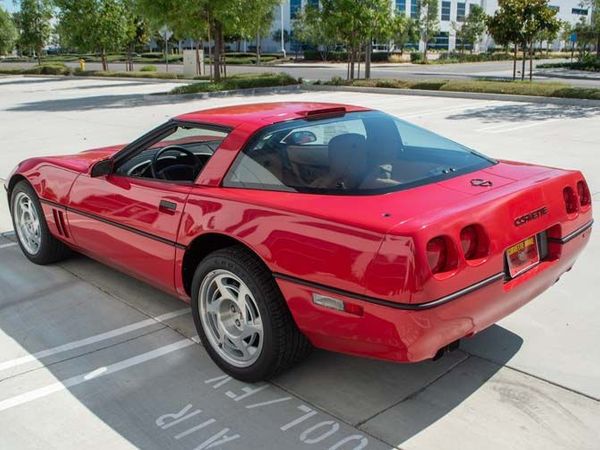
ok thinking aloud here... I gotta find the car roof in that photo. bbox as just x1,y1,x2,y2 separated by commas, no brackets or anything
175,102,372,129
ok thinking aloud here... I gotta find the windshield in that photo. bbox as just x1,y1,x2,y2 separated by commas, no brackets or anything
224,110,495,194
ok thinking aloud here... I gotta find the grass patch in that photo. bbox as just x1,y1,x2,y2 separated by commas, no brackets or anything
139,65,157,72
321,77,600,100
538,57,600,72
0,63,72,75
73,69,179,79
169,72,299,95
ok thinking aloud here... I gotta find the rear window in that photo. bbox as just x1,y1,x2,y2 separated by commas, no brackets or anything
223,111,495,194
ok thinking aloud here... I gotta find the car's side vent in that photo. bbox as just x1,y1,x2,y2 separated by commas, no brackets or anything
51,208,69,238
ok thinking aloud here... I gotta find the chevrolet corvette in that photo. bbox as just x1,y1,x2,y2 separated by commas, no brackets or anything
5,102,593,381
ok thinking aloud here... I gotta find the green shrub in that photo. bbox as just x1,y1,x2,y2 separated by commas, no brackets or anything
23,63,72,75
538,56,600,72
140,65,157,72
410,52,423,63
169,72,299,95
74,69,178,79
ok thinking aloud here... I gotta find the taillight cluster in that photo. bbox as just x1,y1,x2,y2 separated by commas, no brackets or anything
564,180,591,214
563,187,578,214
426,225,489,276
577,180,591,207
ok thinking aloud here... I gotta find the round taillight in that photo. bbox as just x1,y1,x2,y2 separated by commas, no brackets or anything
563,187,578,214
427,237,447,274
460,226,478,259
577,180,591,207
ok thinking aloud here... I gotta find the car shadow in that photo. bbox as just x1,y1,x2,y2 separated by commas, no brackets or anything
0,243,524,448
447,102,600,124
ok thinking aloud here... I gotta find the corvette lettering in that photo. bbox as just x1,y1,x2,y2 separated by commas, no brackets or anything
514,207,548,226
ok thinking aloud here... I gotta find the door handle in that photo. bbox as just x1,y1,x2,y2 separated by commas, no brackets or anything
159,200,177,214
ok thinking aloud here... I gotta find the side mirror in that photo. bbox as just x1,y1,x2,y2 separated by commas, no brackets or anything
90,159,114,178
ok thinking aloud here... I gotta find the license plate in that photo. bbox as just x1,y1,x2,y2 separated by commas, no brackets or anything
506,236,540,278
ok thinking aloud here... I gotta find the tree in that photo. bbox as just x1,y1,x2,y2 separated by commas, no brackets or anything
455,4,487,53
238,0,278,64
0,7,18,55
291,4,336,61
389,14,419,54
581,0,600,57
417,0,439,62
18,0,53,64
55,0,131,71
487,0,558,81
520,0,559,80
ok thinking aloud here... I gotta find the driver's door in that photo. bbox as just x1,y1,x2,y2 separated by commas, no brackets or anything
66,122,229,294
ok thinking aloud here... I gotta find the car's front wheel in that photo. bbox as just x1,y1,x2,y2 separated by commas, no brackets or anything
191,246,311,381
10,180,71,264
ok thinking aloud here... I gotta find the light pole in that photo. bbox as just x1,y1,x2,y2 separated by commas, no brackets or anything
280,2,286,58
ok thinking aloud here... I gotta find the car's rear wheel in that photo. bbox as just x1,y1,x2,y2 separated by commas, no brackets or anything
191,246,311,381
10,180,71,264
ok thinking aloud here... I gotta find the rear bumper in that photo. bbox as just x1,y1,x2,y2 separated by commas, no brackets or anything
276,221,592,363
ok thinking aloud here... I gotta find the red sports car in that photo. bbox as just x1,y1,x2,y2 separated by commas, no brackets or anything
5,102,593,381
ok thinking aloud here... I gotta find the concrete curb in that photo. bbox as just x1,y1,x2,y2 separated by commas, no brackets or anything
0,73,192,84
160,83,600,107
302,84,600,107
160,84,306,101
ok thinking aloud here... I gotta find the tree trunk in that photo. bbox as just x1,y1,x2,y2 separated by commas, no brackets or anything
221,32,226,78
256,29,261,65
36,45,42,65
521,44,526,81
213,22,222,82
513,44,517,80
423,41,428,62
101,49,108,72
597,34,600,58
529,40,533,82
365,39,372,80
196,41,202,76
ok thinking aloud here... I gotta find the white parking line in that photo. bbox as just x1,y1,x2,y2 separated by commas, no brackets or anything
0,308,190,372
0,243,17,249
0,338,195,413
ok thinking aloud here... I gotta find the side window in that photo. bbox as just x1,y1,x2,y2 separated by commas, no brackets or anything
116,125,229,181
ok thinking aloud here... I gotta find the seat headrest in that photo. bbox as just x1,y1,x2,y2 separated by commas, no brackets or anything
327,133,368,188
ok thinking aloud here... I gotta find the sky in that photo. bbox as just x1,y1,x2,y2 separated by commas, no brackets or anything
0,0,16,13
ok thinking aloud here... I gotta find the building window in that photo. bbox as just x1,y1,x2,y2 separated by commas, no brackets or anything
549,5,559,12
396,0,406,14
431,32,449,50
307,0,319,8
410,0,419,19
571,8,588,15
456,2,466,21
441,1,451,21
290,0,302,19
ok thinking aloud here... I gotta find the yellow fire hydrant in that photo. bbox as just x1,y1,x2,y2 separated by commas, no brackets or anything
79,58,86,71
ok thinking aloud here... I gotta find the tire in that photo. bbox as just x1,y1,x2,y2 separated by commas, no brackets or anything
10,180,71,265
191,246,312,381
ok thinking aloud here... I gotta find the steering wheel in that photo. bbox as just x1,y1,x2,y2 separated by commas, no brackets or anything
150,145,202,180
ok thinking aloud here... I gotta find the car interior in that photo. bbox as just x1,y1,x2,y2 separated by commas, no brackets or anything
227,113,491,193
115,135,225,182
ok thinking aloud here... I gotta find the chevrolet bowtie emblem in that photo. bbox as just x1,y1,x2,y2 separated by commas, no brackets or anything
470,178,493,187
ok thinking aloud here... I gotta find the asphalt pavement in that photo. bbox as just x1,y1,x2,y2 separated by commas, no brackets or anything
2,58,599,87
0,76,599,449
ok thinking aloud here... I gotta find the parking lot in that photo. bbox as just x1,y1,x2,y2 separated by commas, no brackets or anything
0,76,599,449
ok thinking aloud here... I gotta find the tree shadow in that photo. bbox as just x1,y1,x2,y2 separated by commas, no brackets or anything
0,77,72,87
447,102,600,124
6,89,301,112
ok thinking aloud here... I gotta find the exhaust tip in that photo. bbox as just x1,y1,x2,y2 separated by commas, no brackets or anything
433,340,461,361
